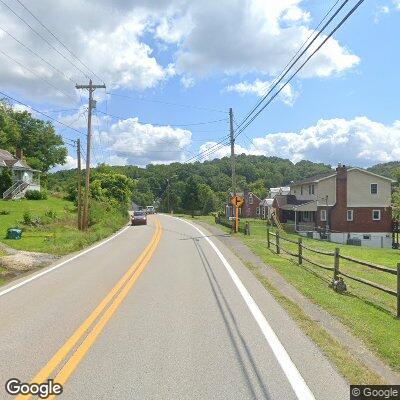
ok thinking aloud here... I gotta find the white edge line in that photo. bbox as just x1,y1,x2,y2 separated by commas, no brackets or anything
172,216,315,400
0,225,130,298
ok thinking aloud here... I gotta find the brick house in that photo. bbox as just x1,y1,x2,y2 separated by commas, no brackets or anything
225,189,261,218
273,164,395,248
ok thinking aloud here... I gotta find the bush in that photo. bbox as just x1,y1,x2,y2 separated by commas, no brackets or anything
25,190,47,200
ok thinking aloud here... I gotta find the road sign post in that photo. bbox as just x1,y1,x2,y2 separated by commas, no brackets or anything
231,195,244,233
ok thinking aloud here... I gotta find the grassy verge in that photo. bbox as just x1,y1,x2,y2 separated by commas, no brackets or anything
0,197,128,256
187,215,400,374
245,260,384,384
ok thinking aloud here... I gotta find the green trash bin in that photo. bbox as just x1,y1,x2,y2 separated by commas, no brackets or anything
7,228,22,240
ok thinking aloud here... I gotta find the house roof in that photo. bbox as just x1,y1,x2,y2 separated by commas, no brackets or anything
289,167,396,186
290,170,336,186
0,149,34,171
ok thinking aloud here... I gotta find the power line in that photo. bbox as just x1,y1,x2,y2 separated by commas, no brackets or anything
0,24,75,84
0,47,75,101
96,109,228,127
13,0,105,83
234,0,365,139
235,0,350,132
106,92,226,114
0,90,85,136
0,0,89,80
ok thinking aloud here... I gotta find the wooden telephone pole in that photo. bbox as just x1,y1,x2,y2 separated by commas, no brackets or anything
76,80,106,230
229,107,240,233
76,138,82,230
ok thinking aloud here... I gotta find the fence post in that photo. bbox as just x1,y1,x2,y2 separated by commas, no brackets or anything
276,231,280,254
333,248,340,281
267,229,270,248
397,263,400,319
298,237,302,265
245,221,250,236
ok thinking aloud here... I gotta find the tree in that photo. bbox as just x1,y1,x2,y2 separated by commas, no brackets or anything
0,167,12,194
91,173,134,205
182,176,201,217
0,100,67,171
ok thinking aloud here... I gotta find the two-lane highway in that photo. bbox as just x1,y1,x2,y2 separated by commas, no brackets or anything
0,215,348,399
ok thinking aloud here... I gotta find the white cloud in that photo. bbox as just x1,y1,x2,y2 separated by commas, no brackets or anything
250,117,400,167
0,1,176,105
173,0,359,78
197,141,260,161
226,79,298,106
392,0,400,10
192,117,400,168
97,117,192,166
0,0,359,107
56,155,77,171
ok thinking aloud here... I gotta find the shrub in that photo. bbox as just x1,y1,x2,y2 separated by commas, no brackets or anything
0,210,10,215
25,190,47,200
21,211,41,226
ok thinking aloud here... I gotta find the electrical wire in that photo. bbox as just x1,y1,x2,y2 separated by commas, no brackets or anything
235,0,350,132
106,92,226,114
96,109,228,127
0,48,75,101
0,90,85,136
0,0,89,80
13,0,104,83
234,0,365,139
0,24,75,84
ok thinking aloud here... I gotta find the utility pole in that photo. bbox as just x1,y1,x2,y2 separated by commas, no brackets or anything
76,139,82,230
229,107,236,196
76,79,106,230
166,178,170,213
229,107,240,232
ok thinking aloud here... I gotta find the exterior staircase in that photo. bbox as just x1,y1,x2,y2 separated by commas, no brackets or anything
2,181,29,200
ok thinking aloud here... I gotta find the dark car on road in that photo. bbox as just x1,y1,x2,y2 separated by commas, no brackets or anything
131,210,147,226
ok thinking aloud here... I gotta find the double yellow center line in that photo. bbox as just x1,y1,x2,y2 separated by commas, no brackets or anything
18,218,162,399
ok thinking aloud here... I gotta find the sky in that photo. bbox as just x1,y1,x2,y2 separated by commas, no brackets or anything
0,0,399,170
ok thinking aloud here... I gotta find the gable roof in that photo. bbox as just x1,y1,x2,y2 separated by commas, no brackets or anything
0,149,33,171
290,170,336,186
289,167,396,186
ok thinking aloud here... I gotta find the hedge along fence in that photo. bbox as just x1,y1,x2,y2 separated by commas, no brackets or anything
267,229,400,318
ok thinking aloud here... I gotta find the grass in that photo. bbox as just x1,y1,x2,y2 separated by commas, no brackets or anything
245,260,384,384
188,215,400,374
0,196,128,256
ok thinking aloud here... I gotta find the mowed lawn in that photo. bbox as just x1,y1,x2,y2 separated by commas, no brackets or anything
0,197,127,256
190,215,400,373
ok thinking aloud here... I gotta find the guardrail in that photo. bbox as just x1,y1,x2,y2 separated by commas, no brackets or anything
267,229,400,318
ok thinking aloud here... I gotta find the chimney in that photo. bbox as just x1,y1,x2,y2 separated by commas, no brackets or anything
335,164,347,209
16,148,23,160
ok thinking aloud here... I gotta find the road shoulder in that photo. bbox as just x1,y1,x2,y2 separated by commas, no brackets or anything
193,219,400,385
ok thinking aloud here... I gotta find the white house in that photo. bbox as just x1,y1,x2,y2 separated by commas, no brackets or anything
0,149,41,199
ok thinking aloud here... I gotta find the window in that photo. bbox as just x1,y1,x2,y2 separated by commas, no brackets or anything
370,183,378,195
347,210,353,221
320,209,327,221
248,194,253,204
363,234,371,240
308,184,315,195
256,207,260,215
372,210,381,221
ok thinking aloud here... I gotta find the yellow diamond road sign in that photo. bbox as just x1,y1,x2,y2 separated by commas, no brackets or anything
231,195,244,208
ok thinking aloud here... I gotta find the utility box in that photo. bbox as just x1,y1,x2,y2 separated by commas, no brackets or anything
7,228,22,240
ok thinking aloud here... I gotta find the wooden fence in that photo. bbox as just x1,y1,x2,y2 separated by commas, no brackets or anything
267,229,400,318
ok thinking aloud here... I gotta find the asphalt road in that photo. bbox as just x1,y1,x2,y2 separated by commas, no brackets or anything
0,214,348,399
